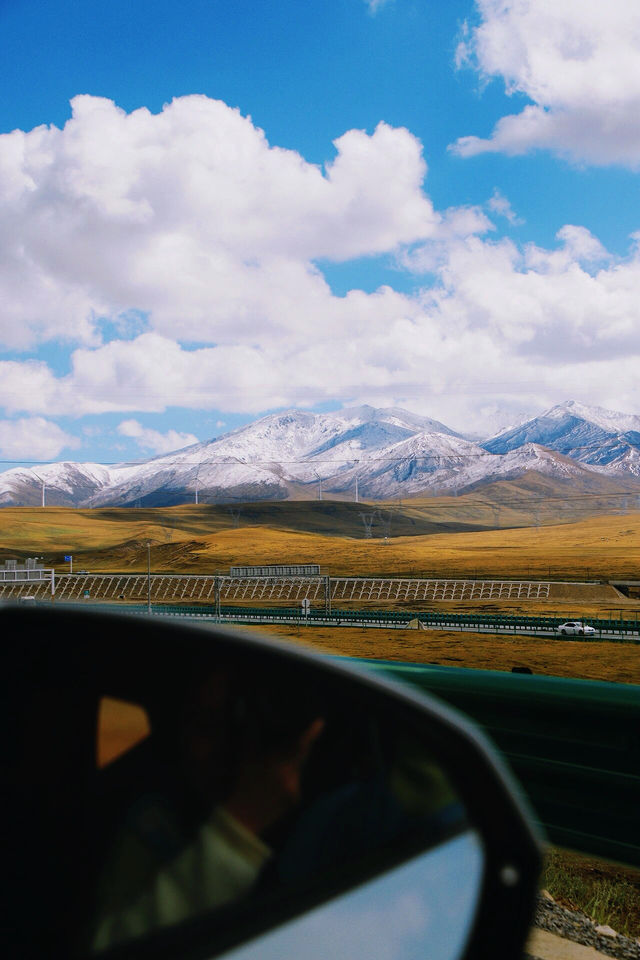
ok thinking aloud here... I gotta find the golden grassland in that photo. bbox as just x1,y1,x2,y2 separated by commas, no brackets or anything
240,623,640,684
3,504,640,584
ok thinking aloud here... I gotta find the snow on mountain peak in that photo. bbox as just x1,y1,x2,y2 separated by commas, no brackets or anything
2,401,640,507
542,400,640,434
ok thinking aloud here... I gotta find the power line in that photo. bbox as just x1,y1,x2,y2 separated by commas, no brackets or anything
0,451,631,465
1,460,638,512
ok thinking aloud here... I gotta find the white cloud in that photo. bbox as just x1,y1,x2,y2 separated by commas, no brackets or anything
4,94,640,436
0,95,438,349
0,417,80,459
487,189,522,225
117,419,199,454
452,1,640,167
3,224,640,435
364,0,393,13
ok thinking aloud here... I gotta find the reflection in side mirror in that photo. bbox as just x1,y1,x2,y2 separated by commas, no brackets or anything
225,832,484,960
1,609,542,960
90,649,472,955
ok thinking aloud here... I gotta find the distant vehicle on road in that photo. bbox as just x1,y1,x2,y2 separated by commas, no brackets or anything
555,621,596,637
17,596,37,606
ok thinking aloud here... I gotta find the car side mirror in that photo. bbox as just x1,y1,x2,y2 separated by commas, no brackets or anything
1,608,542,960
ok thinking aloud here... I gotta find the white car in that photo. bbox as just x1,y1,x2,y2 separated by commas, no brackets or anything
555,621,596,636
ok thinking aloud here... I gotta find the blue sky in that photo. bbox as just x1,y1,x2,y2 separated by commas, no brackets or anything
1,0,640,465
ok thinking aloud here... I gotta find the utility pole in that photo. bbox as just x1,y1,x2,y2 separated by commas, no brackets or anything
313,470,323,501
214,575,221,619
355,475,359,504
146,540,152,614
324,576,331,616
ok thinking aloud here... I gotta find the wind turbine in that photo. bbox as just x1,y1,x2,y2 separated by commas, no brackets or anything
313,469,323,501
30,468,46,507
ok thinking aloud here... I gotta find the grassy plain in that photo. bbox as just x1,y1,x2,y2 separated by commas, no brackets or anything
3,502,640,584
542,849,640,940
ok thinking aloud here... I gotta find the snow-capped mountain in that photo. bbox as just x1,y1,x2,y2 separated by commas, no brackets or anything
0,462,116,507
182,406,460,481
329,438,614,499
483,400,640,478
328,431,487,497
2,401,640,507
84,406,463,505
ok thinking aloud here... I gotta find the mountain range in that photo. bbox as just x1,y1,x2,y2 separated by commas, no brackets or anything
2,400,640,508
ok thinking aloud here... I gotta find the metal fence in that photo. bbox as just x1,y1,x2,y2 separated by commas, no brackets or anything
0,573,552,605
26,597,640,641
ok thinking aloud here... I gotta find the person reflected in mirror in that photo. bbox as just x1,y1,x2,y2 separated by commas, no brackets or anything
267,728,467,888
89,663,325,953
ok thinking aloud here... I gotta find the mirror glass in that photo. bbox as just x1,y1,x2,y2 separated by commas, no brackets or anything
223,831,484,960
86,646,481,958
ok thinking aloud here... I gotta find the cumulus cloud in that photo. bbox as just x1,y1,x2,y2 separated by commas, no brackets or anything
4,94,640,437
0,417,80,459
452,1,640,167
3,224,640,435
418,225,631,365
0,95,438,349
117,419,199,454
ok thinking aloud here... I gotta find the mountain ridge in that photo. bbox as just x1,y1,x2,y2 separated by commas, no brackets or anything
483,399,640,479
3,400,640,507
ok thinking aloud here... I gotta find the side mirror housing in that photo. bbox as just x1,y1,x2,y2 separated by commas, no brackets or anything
1,608,542,960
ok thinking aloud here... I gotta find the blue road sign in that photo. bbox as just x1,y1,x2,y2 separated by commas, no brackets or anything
64,555,72,561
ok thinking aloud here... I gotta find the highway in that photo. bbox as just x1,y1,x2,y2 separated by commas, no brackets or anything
9,592,639,642
141,605,640,643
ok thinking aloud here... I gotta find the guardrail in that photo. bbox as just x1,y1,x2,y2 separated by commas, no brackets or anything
48,600,640,642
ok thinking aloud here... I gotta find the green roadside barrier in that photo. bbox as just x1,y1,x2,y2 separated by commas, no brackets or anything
358,659,640,868
52,599,640,642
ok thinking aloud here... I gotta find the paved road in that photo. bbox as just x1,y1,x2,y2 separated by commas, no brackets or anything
148,608,640,643
526,929,613,960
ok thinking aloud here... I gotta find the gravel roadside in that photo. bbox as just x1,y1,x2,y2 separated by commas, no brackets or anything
531,893,640,959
